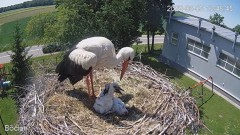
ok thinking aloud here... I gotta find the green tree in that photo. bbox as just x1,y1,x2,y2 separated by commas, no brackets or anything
209,13,224,26
47,0,145,49
233,24,240,34
53,0,97,45
97,0,146,49
144,0,174,53
11,23,32,88
26,12,57,43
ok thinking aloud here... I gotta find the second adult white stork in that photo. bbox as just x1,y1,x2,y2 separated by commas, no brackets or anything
56,37,134,98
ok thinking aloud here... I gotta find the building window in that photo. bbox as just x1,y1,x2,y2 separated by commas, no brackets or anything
217,53,240,78
186,38,210,59
171,32,178,45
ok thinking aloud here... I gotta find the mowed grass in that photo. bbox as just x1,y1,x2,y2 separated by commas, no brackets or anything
0,6,56,25
0,6,56,52
132,44,240,134
0,94,18,135
0,63,18,135
0,17,31,52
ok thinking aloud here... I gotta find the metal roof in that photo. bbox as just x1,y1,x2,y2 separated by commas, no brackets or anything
171,16,240,43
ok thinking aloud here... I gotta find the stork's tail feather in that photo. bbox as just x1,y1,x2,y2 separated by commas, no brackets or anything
57,74,68,83
55,55,91,85
69,76,83,85
56,63,81,85
56,60,68,82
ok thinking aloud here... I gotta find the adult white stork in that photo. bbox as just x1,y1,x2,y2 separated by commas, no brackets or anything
56,37,134,98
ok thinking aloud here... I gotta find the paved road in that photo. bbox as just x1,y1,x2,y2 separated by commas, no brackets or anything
0,45,45,64
138,35,164,44
0,35,165,64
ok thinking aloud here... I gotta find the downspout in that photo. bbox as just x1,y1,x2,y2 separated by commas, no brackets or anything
211,26,215,40
168,6,173,24
232,32,238,51
197,18,202,33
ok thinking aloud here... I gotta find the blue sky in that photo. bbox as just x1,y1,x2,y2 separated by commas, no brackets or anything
173,0,240,28
0,0,29,8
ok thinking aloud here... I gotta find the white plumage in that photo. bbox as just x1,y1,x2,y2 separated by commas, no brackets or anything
74,37,135,69
93,82,128,115
93,83,116,114
69,49,97,70
56,37,135,98
112,97,128,115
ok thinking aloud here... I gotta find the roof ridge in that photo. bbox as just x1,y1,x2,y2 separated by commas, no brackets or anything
175,11,234,31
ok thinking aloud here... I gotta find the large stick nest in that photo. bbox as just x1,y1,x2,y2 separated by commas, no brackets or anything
19,62,201,135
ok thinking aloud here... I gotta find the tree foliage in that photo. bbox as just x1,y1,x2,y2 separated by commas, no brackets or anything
209,13,225,27
96,0,146,48
26,12,57,43
11,23,32,87
53,0,96,45
44,0,146,49
233,24,240,34
144,0,174,53
27,0,171,50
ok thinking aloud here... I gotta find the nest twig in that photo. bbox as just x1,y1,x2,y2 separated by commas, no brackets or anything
19,61,201,135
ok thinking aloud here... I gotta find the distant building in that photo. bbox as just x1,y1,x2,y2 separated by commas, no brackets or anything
161,15,240,103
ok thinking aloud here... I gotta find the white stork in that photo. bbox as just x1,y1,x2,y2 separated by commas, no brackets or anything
56,37,134,98
112,97,128,115
93,82,124,114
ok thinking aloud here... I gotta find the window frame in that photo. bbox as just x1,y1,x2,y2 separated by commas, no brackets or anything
171,32,178,46
217,52,240,78
186,38,211,59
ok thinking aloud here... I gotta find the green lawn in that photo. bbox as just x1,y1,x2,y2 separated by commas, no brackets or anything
0,6,56,25
132,44,240,134
0,17,31,52
0,62,17,135
0,91,18,135
0,6,56,52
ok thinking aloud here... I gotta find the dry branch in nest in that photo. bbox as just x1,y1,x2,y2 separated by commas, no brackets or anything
19,61,201,135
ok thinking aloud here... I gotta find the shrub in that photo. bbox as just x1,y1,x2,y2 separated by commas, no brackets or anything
42,43,63,54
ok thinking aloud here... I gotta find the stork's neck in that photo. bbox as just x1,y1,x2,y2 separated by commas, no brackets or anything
115,53,123,66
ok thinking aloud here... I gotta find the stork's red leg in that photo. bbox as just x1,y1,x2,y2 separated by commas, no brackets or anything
89,69,96,98
86,75,91,97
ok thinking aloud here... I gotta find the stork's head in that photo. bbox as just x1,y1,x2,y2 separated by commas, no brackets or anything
102,82,124,96
118,47,135,80
111,82,124,94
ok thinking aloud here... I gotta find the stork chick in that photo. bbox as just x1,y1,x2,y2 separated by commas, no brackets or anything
112,97,128,115
93,82,123,114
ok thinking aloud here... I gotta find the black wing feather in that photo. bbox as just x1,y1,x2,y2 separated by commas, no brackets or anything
56,47,92,85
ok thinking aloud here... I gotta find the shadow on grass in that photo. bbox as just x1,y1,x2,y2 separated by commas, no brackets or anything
135,49,185,80
0,114,9,135
198,94,214,120
0,87,15,99
66,88,144,127
0,90,8,99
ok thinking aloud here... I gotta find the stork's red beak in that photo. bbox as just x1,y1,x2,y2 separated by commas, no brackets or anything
120,60,129,80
